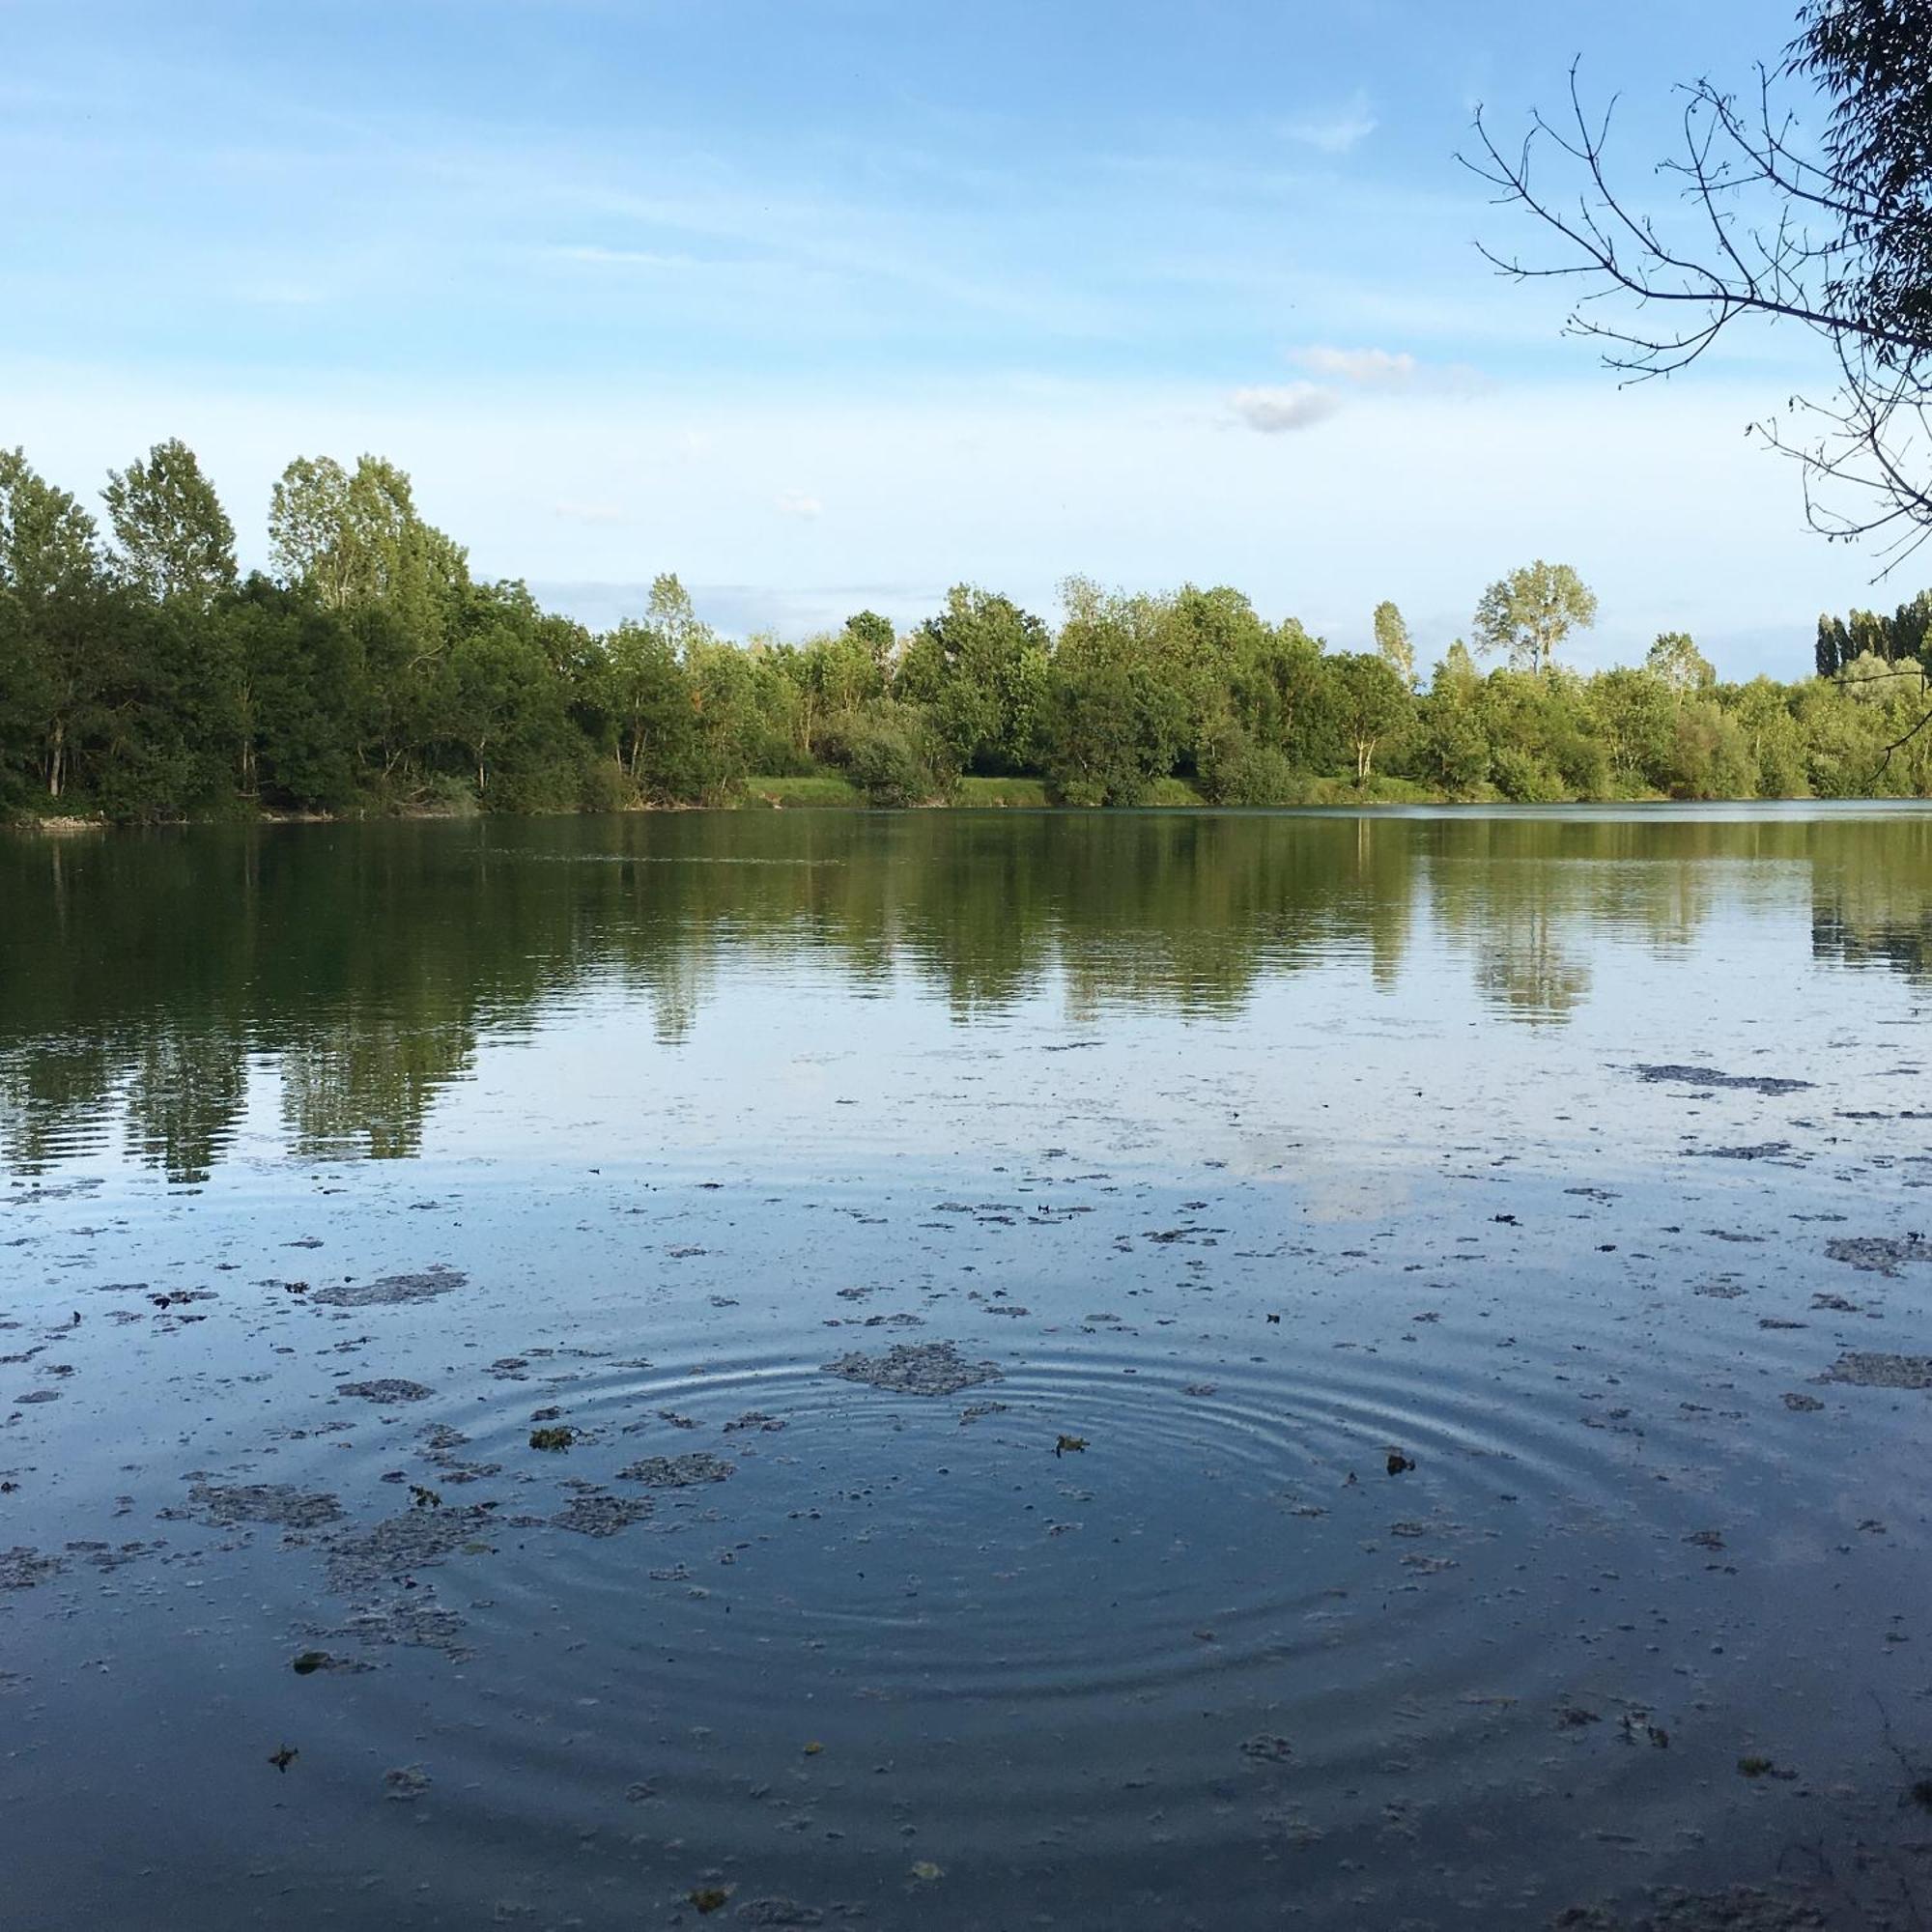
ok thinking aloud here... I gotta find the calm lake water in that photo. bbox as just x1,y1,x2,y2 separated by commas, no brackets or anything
3,806,1932,1930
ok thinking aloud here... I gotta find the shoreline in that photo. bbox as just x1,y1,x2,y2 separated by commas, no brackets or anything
12,781,1932,831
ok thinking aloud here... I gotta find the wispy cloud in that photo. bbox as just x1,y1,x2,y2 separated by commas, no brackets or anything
546,243,713,271
1228,384,1341,434
1280,92,1376,156
1293,345,1418,387
775,489,823,519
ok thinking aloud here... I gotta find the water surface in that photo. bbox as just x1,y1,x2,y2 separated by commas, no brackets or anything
3,808,1931,1929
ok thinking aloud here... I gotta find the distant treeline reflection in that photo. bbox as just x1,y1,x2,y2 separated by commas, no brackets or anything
3,811,1927,1181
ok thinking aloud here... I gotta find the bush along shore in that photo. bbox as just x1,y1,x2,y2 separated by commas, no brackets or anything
7,441,1932,824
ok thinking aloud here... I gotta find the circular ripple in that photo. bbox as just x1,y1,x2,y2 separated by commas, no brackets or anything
238,1321,1739,1883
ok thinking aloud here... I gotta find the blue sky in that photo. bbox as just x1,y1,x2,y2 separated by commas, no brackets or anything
0,0,1898,672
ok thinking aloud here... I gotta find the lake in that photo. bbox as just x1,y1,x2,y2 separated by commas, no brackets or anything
3,806,1931,1930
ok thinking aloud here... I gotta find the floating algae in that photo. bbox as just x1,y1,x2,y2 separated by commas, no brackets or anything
335,1378,435,1404
185,1483,347,1531
1823,1352,1932,1390
308,1267,467,1309
820,1340,1003,1397
617,1453,735,1489
551,1492,654,1536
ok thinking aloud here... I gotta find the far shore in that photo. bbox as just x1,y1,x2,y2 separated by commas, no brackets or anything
14,775,1932,832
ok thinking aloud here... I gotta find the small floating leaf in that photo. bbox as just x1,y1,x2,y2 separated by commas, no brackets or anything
528,1426,575,1452
268,1744,298,1772
688,1887,731,1914
910,1861,944,1882
291,1651,330,1676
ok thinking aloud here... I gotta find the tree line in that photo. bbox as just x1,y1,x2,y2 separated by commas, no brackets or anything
3,439,1930,820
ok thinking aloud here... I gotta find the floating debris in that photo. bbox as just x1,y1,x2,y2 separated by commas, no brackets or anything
337,1379,435,1404
552,1493,654,1537
383,1764,432,1803
307,1267,467,1309
617,1453,734,1489
821,1341,1002,1397
185,1483,347,1531
528,1426,576,1452
1825,1236,1932,1276
1054,1435,1089,1457
268,1745,298,1773
1632,1065,1812,1094
323,1504,498,1593
0,1547,67,1590
1823,1352,1932,1390
735,1901,825,1927
1386,1451,1416,1476
1239,1734,1294,1765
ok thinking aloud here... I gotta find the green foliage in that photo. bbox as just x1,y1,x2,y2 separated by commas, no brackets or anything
897,584,1051,773
1646,631,1715,693
1372,600,1415,687
6,447,1932,820
1472,561,1598,672
1326,652,1415,781
103,440,237,609
838,705,959,807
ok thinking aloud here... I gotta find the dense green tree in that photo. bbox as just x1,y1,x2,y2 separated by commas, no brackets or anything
1472,561,1598,673
1326,653,1413,781
0,447,109,799
896,584,1051,773
1645,631,1716,694
1372,600,1415,688
103,439,237,608
842,609,896,668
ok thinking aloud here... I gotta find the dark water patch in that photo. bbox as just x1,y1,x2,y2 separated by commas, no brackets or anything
1554,1886,1835,1929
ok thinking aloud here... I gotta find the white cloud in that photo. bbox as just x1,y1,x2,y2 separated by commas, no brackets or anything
1280,93,1377,156
775,489,823,519
1228,384,1341,434
1293,345,1418,387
